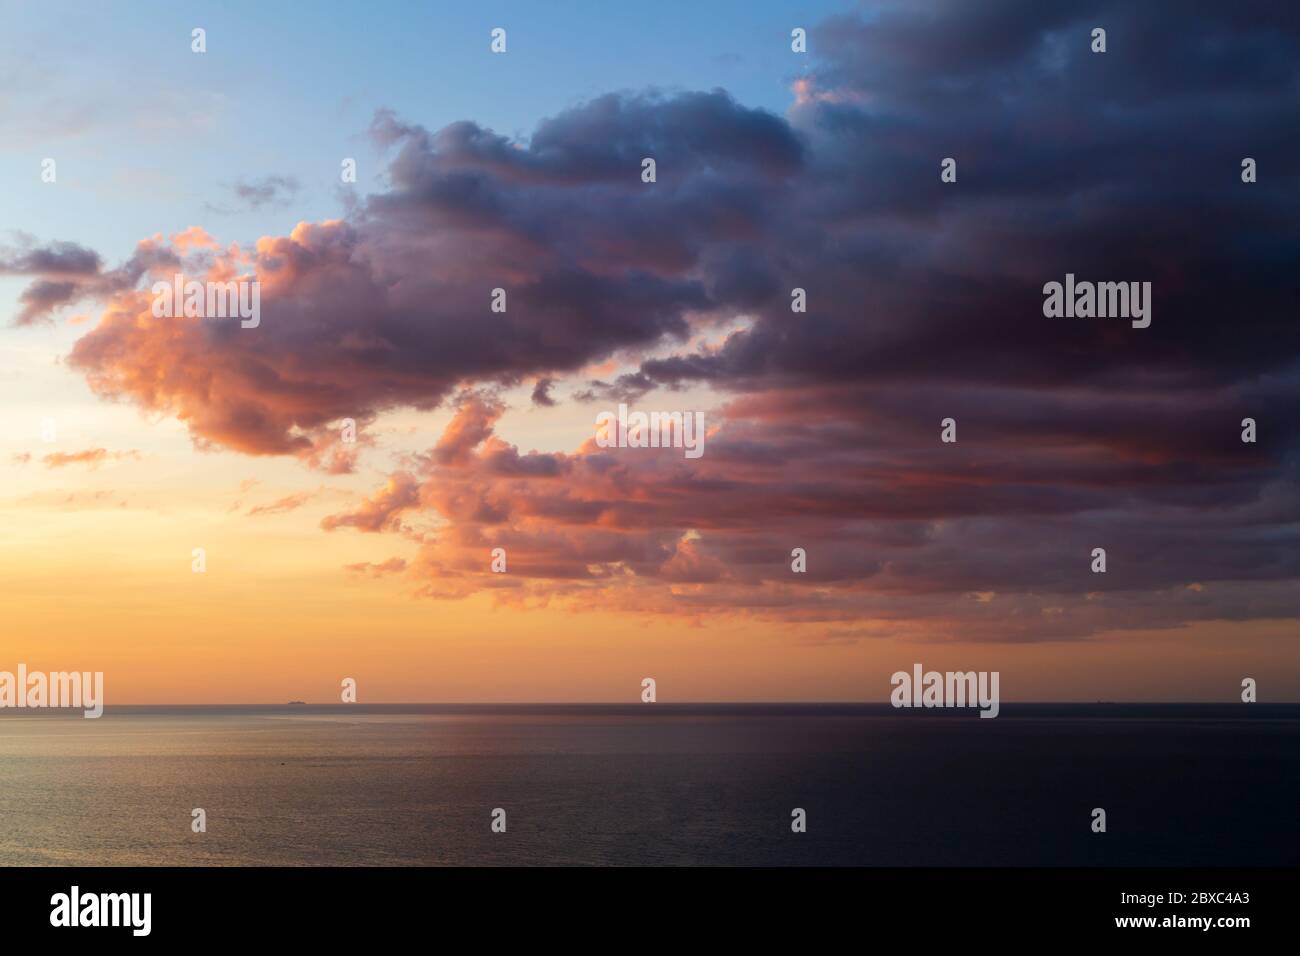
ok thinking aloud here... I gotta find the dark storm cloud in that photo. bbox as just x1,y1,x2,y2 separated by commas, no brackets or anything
633,0,1300,396
371,90,803,187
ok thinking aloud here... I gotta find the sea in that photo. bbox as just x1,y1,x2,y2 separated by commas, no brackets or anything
0,704,1295,866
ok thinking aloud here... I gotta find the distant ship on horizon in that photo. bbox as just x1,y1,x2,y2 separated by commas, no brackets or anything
287,700,306,705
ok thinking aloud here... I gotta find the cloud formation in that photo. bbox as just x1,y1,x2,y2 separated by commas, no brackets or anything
39,448,140,469
13,1,1300,641
205,174,301,214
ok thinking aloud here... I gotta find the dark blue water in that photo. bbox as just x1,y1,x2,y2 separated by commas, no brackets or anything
0,704,1295,865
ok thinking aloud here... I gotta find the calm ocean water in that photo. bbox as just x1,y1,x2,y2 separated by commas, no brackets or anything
0,704,1295,866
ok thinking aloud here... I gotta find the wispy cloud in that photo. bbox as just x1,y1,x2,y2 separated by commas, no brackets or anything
246,490,318,517
40,448,140,470
205,174,301,214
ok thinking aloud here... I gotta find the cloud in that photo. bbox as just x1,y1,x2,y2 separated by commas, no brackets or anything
343,558,408,578
41,448,139,469
5,235,179,326
530,378,557,407
316,393,1300,638
571,372,658,405
22,87,795,459
11,2,1300,640
206,175,301,214
0,238,103,275
320,473,421,533
246,491,317,517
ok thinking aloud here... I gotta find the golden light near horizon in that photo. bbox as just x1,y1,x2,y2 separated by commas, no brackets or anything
1,0,1297,710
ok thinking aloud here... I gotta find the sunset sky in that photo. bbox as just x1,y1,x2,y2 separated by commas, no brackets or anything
2,0,1298,703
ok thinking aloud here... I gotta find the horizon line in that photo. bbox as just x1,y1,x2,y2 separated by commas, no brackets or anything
4,699,1296,708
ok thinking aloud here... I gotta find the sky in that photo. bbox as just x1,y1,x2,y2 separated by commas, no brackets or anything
1,0,1298,703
